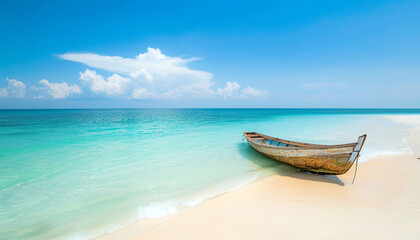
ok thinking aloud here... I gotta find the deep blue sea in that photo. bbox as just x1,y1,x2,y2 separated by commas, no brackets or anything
1,109,419,240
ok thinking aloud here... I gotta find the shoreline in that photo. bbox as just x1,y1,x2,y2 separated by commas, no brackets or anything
95,120,420,240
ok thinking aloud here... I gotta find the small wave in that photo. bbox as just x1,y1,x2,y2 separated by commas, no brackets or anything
64,171,270,240
137,201,179,219
355,115,417,162
360,129,413,163
360,147,412,163
65,232,91,240
136,170,266,221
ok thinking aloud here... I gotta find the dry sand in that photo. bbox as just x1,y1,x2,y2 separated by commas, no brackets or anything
97,117,420,240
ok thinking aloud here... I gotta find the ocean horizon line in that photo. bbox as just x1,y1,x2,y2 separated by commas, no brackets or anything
1,107,420,111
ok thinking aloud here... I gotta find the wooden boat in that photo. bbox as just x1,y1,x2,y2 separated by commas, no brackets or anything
244,132,367,175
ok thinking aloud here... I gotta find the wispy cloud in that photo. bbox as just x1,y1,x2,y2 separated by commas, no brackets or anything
0,78,26,98
1,48,267,101
240,86,268,99
60,48,213,99
59,48,206,82
0,78,81,99
0,88,7,98
60,48,267,100
217,82,268,99
34,79,81,99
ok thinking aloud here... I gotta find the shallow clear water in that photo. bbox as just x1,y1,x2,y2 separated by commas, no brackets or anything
0,109,419,240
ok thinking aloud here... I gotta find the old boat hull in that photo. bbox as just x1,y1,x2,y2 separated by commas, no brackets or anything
244,132,367,175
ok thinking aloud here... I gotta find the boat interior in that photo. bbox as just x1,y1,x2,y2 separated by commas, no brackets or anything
244,132,358,149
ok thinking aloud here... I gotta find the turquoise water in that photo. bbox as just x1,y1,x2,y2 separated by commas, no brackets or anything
1,109,419,240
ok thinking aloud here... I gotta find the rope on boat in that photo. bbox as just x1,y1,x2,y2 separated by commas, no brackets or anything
352,155,360,184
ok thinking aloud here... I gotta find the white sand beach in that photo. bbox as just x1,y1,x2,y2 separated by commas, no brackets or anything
97,116,420,240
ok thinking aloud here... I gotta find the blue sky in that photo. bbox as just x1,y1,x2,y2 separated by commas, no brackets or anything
0,0,419,108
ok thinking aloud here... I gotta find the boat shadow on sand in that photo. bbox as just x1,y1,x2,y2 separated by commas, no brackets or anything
237,142,345,186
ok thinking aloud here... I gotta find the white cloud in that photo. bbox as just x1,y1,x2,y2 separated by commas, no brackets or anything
240,86,268,99
0,88,7,97
217,82,268,99
131,88,155,99
79,69,131,96
60,48,267,100
0,78,26,98
60,48,212,88
161,81,216,99
1,78,81,99
129,69,153,82
217,82,241,98
37,79,81,99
